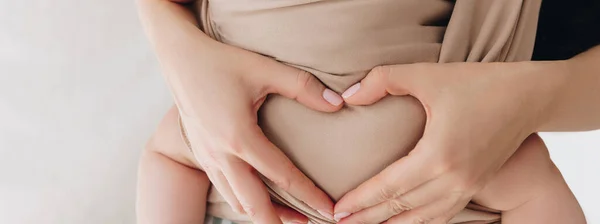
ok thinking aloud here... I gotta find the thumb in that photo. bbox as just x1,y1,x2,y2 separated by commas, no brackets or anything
262,63,343,112
340,66,388,105
342,65,432,105
341,66,407,105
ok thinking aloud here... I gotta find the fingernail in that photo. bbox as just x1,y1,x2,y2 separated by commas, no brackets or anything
322,89,343,106
341,83,360,99
334,212,351,222
317,210,334,220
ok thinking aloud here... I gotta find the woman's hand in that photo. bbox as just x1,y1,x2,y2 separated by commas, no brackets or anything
138,0,344,223
175,40,344,223
333,61,565,223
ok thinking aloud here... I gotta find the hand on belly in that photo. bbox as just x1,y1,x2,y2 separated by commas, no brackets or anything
259,94,426,201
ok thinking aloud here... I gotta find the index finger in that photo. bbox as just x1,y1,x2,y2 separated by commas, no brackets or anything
220,156,282,224
334,149,432,217
239,126,335,218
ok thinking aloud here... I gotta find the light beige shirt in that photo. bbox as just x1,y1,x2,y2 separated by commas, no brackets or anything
189,0,542,223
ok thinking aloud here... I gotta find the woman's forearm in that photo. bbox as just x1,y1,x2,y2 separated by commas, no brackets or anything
537,45,600,132
136,0,223,115
136,0,207,65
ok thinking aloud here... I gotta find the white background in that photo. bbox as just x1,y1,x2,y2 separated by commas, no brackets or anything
0,0,598,223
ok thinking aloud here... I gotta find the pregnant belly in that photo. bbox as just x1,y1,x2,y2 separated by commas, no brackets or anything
258,93,426,201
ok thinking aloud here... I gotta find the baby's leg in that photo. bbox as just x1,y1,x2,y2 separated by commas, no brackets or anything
472,134,586,223
136,107,211,224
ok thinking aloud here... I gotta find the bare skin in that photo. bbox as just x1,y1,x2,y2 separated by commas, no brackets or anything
136,0,343,222
334,49,600,222
136,0,597,222
137,106,584,224
137,107,313,224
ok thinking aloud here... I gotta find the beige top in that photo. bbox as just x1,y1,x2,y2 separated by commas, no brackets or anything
190,0,542,223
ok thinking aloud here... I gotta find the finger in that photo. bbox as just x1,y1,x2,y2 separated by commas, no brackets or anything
334,150,431,217
262,63,343,112
203,168,244,213
336,196,413,224
273,203,309,224
220,157,282,224
385,194,467,224
433,197,470,224
341,66,391,105
240,128,335,218
343,64,435,105
337,178,447,224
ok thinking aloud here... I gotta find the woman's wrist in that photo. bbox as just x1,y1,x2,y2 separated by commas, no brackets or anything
506,60,570,134
532,46,600,132
137,0,227,116
528,59,574,132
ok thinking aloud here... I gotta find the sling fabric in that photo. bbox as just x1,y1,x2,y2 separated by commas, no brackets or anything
187,0,542,223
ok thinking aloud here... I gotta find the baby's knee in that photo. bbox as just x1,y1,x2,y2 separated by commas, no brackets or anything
496,138,584,222
144,106,198,168
508,135,567,196
513,134,563,184
473,134,566,210
145,107,178,151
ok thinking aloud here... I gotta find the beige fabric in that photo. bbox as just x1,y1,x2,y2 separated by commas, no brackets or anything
190,0,542,223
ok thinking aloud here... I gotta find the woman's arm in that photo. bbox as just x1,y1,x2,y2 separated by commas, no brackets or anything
135,0,217,109
332,46,599,222
537,45,600,131
135,0,342,223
